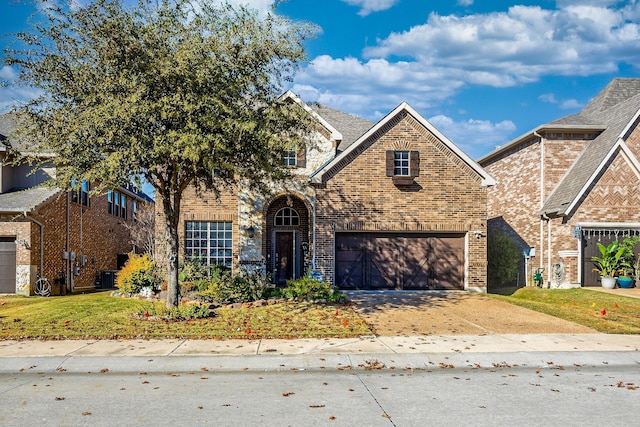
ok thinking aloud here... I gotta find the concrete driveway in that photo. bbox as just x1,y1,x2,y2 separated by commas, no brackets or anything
347,291,598,336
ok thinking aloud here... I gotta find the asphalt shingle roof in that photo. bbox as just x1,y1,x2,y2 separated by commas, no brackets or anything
541,78,640,215
0,186,61,213
309,104,374,152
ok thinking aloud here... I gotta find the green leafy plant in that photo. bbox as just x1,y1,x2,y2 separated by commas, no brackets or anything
137,302,211,320
116,253,161,294
283,274,344,302
198,271,271,304
619,235,640,277
487,230,520,288
592,241,626,278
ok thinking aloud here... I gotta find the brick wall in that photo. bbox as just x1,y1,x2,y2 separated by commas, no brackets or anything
482,132,594,286
155,185,239,273
0,189,142,295
313,111,489,289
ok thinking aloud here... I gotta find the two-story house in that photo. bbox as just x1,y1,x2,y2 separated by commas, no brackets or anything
171,92,495,291
0,113,153,295
479,78,640,288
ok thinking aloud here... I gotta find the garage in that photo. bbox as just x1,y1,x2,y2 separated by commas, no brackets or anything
0,237,16,293
335,232,464,290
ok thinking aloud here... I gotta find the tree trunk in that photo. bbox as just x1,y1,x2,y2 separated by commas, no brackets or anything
165,220,180,307
160,187,181,308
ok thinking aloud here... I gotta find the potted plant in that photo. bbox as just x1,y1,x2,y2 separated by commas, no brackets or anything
591,241,625,289
619,236,640,288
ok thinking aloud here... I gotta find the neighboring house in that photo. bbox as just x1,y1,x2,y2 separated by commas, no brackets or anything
170,92,495,291
479,78,640,288
0,113,153,295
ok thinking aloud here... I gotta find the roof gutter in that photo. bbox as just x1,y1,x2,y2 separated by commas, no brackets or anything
478,124,606,165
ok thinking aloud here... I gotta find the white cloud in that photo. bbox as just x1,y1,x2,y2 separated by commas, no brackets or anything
428,114,516,154
539,92,583,109
0,66,18,81
341,0,400,17
457,0,473,6
361,4,640,86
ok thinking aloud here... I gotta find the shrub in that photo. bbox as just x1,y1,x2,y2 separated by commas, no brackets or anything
283,274,344,302
487,230,520,288
116,253,161,294
137,303,211,320
198,271,270,304
178,258,209,283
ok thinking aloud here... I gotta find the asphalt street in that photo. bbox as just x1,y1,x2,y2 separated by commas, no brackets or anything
0,360,638,426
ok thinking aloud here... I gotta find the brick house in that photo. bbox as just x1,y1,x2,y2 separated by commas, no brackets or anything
479,78,640,288
172,92,495,291
0,113,153,295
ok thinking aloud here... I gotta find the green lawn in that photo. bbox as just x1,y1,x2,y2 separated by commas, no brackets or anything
490,287,640,334
0,292,372,340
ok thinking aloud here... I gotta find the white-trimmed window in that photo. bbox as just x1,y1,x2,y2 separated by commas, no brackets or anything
283,150,297,167
282,147,306,168
385,150,420,184
394,151,409,176
275,207,299,226
185,221,233,267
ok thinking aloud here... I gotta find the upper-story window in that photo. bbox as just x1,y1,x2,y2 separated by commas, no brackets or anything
394,151,409,176
71,180,90,207
132,200,138,222
386,150,420,185
282,147,306,168
283,150,297,167
275,207,299,226
107,190,127,219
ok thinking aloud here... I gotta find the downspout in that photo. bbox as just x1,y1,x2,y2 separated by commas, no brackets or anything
542,213,552,286
312,195,316,270
65,191,70,295
23,213,44,281
535,131,545,277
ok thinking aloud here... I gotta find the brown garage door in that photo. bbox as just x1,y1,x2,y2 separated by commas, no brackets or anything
582,230,640,287
0,238,16,293
335,232,464,290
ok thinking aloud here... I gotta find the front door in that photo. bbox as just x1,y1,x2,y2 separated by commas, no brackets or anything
275,231,295,284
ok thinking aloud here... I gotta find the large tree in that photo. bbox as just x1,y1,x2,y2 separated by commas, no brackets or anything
4,0,315,306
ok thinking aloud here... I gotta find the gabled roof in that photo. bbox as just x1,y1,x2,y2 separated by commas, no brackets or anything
0,186,61,214
310,101,495,186
308,104,374,152
542,79,640,215
478,78,640,217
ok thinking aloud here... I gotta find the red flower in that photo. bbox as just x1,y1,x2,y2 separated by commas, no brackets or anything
335,310,339,316
615,303,619,309
342,319,348,327
144,310,149,318
601,309,607,316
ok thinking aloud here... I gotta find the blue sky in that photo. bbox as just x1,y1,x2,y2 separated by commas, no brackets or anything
2,0,640,159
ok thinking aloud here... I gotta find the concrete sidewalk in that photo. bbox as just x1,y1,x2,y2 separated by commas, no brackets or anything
1,333,639,374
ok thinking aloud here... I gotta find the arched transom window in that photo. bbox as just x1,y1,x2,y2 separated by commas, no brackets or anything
275,207,299,226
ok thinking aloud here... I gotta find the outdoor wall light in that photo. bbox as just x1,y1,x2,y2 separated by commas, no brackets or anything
246,226,256,239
